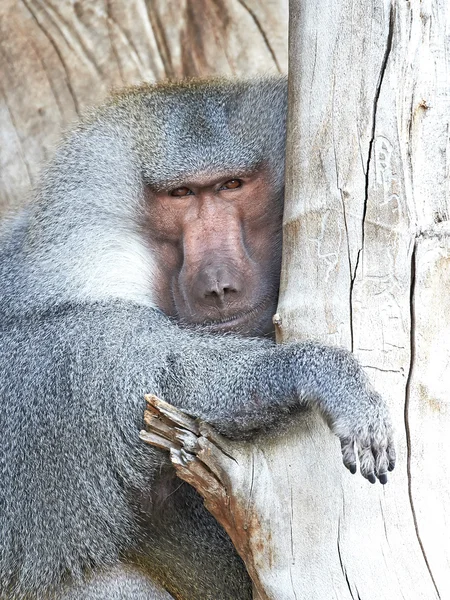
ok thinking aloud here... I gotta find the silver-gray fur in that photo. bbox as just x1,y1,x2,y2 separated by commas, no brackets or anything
0,77,394,600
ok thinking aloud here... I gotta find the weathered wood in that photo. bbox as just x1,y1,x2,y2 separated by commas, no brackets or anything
276,0,450,597
0,0,287,216
140,395,283,600
140,0,450,598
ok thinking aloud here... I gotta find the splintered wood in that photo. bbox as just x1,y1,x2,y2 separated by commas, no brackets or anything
140,394,272,600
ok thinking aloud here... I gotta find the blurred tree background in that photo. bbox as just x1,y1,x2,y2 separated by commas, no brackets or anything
0,0,287,215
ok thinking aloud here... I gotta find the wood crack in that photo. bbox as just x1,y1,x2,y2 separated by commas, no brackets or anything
144,0,173,78
337,517,357,600
339,186,355,351
236,0,281,72
404,240,441,599
21,0,80,114
362,2,395,253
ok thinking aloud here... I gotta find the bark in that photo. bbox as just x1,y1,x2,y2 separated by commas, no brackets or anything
0,0,287,215
278,0,450,596
142,0,450,598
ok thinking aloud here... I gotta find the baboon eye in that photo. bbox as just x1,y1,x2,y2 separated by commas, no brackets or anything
221,179,242,190
170,187,193,197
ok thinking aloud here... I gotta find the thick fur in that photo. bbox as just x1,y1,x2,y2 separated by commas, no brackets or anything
0,77,394,600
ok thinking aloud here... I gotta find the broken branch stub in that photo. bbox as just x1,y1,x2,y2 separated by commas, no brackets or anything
139,394,271,600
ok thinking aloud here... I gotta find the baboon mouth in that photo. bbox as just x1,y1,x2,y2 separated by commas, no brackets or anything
200,301,275,334
203,312,253,330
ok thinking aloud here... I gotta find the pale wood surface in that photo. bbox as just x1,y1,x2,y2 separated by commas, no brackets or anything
273,0,450,597
0,0,287,215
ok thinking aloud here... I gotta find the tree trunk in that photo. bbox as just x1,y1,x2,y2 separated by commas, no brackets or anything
0,0,287,216
278,0,449,596
142,0,450,598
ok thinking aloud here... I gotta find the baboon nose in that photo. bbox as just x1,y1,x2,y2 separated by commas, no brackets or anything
197,268,240,306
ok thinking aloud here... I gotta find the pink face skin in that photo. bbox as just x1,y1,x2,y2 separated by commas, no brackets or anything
145,169,283,337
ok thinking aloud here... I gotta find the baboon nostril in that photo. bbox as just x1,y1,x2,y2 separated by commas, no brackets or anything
204,285,237,300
